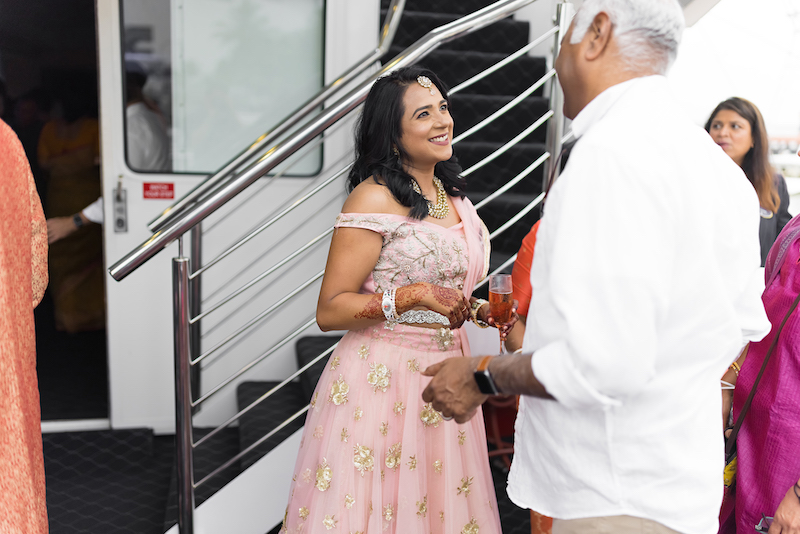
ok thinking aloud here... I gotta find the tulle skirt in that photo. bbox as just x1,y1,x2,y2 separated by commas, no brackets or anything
281,322,501,534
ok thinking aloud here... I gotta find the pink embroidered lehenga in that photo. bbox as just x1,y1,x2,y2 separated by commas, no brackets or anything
280,197,501,534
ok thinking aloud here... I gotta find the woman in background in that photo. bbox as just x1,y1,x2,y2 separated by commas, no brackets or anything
705,97,791,266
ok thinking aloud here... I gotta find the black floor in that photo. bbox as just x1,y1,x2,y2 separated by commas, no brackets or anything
35,290,109,420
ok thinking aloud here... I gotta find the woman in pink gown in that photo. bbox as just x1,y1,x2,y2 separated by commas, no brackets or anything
280,67,503,534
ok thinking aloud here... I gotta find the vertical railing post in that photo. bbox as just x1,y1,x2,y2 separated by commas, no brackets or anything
173,245,195,534
189,226,202,406
544,2,574,188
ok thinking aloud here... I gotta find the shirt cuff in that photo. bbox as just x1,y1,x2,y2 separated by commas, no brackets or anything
82,197,104,224
532,341,623,409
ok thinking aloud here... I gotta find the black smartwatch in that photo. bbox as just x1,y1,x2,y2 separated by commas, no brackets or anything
72,213,84,229
474,355,500,395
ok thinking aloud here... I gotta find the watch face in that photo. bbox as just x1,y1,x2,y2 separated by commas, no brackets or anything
474,371,497,395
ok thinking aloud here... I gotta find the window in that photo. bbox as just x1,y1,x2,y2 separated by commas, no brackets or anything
121,0,325,174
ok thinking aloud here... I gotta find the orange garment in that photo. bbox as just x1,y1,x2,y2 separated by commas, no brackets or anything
511,220,540,317
0,119,49,533
38,118,104,332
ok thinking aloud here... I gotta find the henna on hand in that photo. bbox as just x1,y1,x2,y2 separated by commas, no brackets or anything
396,284,428,315
354,294,383,320
432,285,461,307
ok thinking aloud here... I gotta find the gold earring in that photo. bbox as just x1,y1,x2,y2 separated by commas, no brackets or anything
393,147,399,156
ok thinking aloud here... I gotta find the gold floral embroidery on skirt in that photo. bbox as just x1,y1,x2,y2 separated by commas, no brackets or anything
315,459,332,491
353,444,375,476
367,362,391,392
354,406,363,421
407,455,417,470
417,495,428,518
458,430,467,445
462,517,480,534
341,428,349,443
329,374,349,405
457,476,474,496
344,493,355,509
420,402,444,428
379,421,389,436
433,459,443,474
358,344,369,360
299,507,309,521
323,514,337,530
385,442,402,470
394,401,405,415
313,426,324,439
383,503,394,522
433,327,454,351
330,355,340,370
407,358,420,373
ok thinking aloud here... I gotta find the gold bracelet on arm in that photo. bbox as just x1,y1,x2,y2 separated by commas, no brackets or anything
729,361,741,377
470,299,491,328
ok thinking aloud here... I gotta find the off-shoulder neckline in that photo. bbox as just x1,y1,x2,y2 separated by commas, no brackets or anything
338,212,464,232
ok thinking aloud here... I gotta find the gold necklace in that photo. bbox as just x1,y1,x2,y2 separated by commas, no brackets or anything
411,176,450,219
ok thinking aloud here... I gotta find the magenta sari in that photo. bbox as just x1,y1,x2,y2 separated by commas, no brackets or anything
727,214,800,533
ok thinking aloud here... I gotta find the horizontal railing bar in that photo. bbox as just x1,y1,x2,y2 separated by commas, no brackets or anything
193,271,324,366
147,0,407,233
192,229,334,324
192,317,318,407
194,404,310,490
193,342,338,449
562,130,575,145
462,110,553,178
474,152,549,210
489,192,545,242
450,26,558,95
474,253,519,290
453,69,555,145
191,166,348,280
109,0,537,281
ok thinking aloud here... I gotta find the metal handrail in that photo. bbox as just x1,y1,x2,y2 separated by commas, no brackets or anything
109,0,537,282
147,0,407,234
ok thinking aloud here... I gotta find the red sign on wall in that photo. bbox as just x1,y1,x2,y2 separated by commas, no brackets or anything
143,182,175,200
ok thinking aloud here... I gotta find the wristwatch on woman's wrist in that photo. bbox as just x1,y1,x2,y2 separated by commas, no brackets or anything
474,355,500,395
73,213,84,229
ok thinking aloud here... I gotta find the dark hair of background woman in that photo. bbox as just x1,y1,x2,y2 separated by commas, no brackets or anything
705,97,779,213
347,66,466,220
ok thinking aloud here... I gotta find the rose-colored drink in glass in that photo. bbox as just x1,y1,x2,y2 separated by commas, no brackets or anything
489,274,513,353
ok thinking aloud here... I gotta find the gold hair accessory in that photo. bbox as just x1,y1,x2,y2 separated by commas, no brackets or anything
417,75,435,96
411,176,449,219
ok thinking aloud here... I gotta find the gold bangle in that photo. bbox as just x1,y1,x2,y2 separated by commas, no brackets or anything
729,362,740,377
470,299,490,328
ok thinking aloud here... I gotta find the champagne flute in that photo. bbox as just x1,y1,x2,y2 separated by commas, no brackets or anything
488,274,513,353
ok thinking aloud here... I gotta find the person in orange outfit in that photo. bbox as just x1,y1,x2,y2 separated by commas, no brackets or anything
0,118,49,533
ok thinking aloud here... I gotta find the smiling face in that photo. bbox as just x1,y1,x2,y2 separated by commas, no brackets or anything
708,109,754,167
397,82,454,172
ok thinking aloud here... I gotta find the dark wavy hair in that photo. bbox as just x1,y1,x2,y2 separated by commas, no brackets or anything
347,66,466,219
705,97,779,213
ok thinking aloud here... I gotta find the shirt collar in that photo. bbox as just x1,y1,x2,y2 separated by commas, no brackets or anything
570,75,666,139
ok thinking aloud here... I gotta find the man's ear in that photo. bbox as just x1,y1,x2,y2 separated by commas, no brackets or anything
584,12,613,61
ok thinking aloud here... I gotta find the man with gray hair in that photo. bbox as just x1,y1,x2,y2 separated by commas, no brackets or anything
422,1,770,532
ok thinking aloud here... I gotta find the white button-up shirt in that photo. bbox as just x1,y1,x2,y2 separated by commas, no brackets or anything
507,76,770,534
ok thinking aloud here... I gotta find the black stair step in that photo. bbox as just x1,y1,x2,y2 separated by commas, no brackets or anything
163,427,241,530
236,381,307,470
384,10,529,54
472,193,541,257
295,335,341,401
396,48,547,97
42,429,154,476
451,93,549,145
382,0,495,15
457,141,547,194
